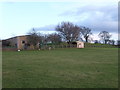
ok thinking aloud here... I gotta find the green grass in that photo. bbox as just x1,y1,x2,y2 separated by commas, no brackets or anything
2,48,118,88
84,43,117,48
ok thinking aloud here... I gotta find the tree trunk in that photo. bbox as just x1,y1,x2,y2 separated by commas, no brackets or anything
85,36,88,42
105,40,107,44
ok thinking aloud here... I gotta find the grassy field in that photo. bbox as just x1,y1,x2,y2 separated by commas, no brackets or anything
2,48,118,88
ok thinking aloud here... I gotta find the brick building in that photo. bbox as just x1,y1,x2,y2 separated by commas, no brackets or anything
2,35,34,50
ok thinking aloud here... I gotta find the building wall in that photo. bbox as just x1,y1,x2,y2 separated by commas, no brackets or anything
3,35,40,50
17,36,28,50
6,37,17,47
17,35,39,50
3,36,28,50
76,41,84,48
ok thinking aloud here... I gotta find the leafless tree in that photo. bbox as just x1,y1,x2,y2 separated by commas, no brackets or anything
81,27,92,42
111,40,115,45
108,40,115,45
55,22,81,44
27,28,41,49
47,33,62,44
43,35,49,45
98,31,111,44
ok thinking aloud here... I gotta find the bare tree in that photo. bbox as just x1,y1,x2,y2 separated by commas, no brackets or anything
81,27,92,42
98,31,111,44
108,40,115,45
47,33,61,44
43,35,49,46
94,40,99,44
55,22,81,44
27,28,41,49
111,40,115,45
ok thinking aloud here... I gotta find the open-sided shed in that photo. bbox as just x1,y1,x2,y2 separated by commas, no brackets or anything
76,41,84,48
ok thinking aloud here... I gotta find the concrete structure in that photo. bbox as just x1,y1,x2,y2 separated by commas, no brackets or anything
2,35,85,50
2,35,30,50
76,41,84,48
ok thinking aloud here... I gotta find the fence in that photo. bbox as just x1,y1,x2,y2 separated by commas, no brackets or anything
84,43,118,48
2,43,118,51
36,44,118,50
39,44,77,50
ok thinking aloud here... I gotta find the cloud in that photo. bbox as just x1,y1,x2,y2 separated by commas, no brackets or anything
60,4,118,33
34,24,56,31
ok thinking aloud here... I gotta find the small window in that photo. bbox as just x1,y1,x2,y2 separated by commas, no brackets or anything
15,44,17,47
22,40,25,44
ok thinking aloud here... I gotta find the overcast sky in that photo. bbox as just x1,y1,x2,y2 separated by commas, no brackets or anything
0,0,118,40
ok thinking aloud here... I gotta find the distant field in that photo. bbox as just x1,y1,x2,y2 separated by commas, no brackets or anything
2,48,118,88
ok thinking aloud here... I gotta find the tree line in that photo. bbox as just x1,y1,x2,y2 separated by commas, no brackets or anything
27,21,117,48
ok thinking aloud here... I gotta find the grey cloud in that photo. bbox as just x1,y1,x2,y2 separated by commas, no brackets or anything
35,4,118,34
60,4,118,33
34,25,56,32
76,5,117,21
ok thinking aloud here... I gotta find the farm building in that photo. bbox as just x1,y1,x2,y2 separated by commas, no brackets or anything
76,41,84,48
2,35,84,50
2,35,38,50
71,41,84,48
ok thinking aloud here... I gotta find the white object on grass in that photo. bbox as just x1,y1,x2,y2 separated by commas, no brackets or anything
49,47,51,50
18,50,20,51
